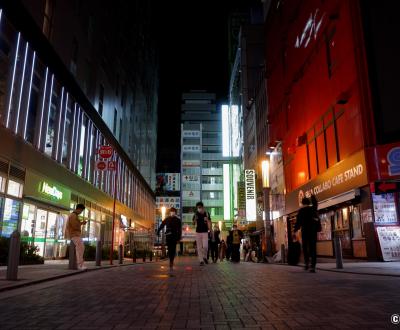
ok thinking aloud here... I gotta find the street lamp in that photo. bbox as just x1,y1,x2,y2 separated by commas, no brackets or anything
261,159,272,259
160,206,166,258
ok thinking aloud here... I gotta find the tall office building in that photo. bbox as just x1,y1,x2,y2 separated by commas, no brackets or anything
0,1,156,258
180,91,224,246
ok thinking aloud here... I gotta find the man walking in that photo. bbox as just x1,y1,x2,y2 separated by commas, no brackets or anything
209,223,221,263
65,204,87,270
229,224,243,263
157,207,182,271
294,196,319,272
192,201,211,266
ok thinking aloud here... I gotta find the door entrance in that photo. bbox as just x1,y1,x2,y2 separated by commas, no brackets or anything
21,203,68,258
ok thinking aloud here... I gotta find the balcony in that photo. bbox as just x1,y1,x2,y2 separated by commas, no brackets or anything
202,184,223,191
201,199,224,207
202,168,223,176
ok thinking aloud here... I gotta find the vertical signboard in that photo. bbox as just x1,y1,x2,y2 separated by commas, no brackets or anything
245,169,257,221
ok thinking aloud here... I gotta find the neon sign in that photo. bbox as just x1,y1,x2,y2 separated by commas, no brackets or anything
40,181,63,200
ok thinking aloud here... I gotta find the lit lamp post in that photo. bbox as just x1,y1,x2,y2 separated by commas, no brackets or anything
161,206,166,259
261,159,272,258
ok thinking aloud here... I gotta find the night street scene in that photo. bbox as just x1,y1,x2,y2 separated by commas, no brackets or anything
0,0,399,329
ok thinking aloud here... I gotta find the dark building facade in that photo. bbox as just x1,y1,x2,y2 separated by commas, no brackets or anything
0,0,156,258
265,0,400,260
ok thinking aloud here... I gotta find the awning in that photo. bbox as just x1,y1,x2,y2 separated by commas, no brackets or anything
317,189,360,210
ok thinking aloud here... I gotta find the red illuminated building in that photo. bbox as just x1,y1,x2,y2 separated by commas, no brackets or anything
265,0,400,260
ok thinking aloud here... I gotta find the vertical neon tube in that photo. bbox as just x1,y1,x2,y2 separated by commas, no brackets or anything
60,92,68,161
223,163,231,221
23,51,36,139
6,32,21,128
44,74,54,152
55,87,64,159
15,42,29,134
38,68,49,149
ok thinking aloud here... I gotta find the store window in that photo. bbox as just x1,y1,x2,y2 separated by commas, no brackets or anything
7,179,23,198
317,212,332,241
351,206,363,239
21,203,36,242
1,198,21,237
45,80,60,157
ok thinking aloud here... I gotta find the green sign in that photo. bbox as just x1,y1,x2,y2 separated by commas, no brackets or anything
40,181,63,200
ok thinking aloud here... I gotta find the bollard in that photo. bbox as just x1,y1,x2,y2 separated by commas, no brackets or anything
95,240,102,267
280,244,286,264
6,230,21,281
334,235,344,269
118,244,123,264
69,240,77,270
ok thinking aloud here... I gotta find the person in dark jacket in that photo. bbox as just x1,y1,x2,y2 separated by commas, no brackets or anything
209,223,221,263
294,196,319,272
158,207,182,271
228,224,244,262
192,201,211,266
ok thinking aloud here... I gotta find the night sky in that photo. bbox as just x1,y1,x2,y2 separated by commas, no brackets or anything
155,0,254,173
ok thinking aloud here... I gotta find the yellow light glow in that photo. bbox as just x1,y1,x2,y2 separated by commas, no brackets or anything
218,221,222,230
161,206,166,220
261,160,270,188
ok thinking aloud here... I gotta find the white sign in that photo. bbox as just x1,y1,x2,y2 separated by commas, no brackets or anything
376,226,400,261
183,130,200,138
182,190,200,201
182,175,200,184
156,197,181,209
182,145,201,153
245,169,257,221
373,193,397,224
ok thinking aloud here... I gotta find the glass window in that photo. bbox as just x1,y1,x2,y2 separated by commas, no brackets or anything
0,175,6,193
7,179,23,198
1,198,21,237
318,212,332,241
62,97,74,166
351,206,363,239
21,203,36,242
77,115,87,176
45,80,60,156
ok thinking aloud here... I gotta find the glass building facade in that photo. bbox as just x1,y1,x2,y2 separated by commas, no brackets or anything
0,6,155,257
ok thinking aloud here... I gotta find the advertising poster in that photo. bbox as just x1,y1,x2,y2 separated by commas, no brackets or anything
1,198,21,237
372,193,397,223
376,226,400,261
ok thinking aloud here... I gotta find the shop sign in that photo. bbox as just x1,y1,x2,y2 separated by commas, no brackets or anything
286,150,368,214
237,181,246,210
98,145,113,159
182,145,200,153
372,193,397,224
182,190,200,201
182,175,200,184
25,171,71,209
156,197,181,209
40,181,63,200
376,226,400,261
245,170,257,221
182,130,200,138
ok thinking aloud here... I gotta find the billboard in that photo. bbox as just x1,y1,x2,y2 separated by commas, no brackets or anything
245,169,257,221
156,197,181,210
156,173,180,192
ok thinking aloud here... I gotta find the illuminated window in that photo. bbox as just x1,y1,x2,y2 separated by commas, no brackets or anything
7,179,23,198
0,176,6,193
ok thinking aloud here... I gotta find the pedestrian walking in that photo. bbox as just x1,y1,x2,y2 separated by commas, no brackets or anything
209,224,221,263
294,196,320,272
65,204,87,270
219,239,227,261
157,207,182,271
229,224,243,263
192,201,211,266
226,233,233,261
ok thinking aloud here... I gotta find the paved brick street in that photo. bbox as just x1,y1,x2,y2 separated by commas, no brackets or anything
0,257,399,329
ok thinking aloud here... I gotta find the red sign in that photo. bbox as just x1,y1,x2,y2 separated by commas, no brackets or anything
98,145,113,159
96,161,107,171
374,181,400,195
108,161,116,171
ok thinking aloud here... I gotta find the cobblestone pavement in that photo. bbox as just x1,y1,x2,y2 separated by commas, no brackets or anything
0,257,399,329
